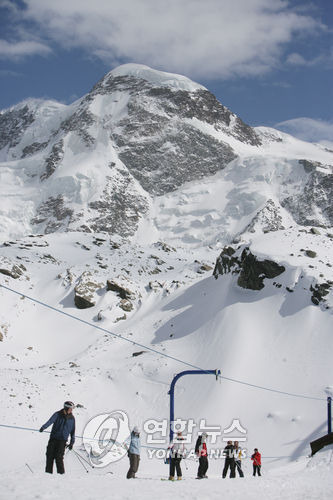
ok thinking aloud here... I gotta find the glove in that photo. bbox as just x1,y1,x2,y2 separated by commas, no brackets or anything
39,427,43,432
68,444,73,450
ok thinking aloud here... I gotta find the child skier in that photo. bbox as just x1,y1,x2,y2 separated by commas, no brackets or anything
168,431,186,480
126,426,141,478
251,448,261,476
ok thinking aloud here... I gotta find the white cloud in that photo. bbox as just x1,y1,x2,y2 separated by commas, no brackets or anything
0,39,51,59
286,52,323,66
11,0,322,79
275,117,333,145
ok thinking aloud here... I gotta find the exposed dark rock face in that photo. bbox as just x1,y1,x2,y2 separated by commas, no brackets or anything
74,271,104,309
0,262,26,279
87,170,149,236
310,282,332,306
213,246,238,275
106,279,135,300
74,294,95,309
115,122,237,195
119,298,133,311
0,105,35,150
90,74,261,145
58,108,95,147
21,141,48,159
237,249,286,290
87,73,259,196
245,199,285,234
40,140,64,181
281,160,333,227
31,195,74,233
214,246,285,290
89,74,150,97
299,159,321,173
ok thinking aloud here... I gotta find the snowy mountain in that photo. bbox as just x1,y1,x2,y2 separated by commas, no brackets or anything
0,64,332,499
1,63,331,241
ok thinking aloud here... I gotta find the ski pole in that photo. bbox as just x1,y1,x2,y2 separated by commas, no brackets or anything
73,450,95,469
25,463,33,474
72,449,89,473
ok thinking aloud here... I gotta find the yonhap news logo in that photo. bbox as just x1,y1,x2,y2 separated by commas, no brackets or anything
82,411,248,467
82,410,131,467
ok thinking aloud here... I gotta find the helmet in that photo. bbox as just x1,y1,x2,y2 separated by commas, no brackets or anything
132,426,140,434
64,401,75,409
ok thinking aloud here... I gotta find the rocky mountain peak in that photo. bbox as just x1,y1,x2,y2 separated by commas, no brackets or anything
0,64,332,244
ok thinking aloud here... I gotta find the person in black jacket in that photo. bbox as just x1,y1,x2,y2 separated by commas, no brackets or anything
195,432,208,479
40,401,76,474
222,440,236,478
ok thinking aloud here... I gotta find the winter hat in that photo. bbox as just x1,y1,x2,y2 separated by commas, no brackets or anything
64,401,75,409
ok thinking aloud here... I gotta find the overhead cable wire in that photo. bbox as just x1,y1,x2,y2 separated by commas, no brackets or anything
0,283,326,401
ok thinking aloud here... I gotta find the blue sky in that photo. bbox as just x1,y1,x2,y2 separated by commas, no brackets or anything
0,0,332,142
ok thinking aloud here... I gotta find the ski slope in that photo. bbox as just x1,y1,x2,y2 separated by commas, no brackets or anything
0,63,332,500
0,446,332,500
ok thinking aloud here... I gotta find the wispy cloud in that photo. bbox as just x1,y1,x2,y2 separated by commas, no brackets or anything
0,39,51,60
275,117,333,145
286,52,324,67
2,0,322,79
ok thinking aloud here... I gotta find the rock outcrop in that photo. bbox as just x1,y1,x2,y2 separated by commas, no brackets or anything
74,271,104,309
214,246,285,290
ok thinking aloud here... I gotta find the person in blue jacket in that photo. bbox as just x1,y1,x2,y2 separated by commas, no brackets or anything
39,401,76,474
126,426,141,478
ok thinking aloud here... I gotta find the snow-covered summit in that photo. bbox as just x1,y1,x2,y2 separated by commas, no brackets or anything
0,97,66,115
106,63,207,92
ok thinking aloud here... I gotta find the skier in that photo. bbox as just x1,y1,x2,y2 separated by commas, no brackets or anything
222,440,235,478
233,440,244,477
195,432,209,479
126,426,141,479
168,431,186,480
39,401,75,474
251,448,261,476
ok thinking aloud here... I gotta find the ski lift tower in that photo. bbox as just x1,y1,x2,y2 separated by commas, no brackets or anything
168,369,221,442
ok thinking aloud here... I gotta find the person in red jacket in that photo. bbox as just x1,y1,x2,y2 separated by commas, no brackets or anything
251,448,261,476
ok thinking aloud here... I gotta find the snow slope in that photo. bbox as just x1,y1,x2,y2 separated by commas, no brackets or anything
1,447,333,500
0,64,332,500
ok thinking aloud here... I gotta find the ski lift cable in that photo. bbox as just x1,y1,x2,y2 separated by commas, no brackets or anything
0,283,326,402
0,423,308,461
0,423,159,449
